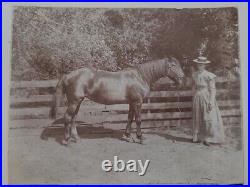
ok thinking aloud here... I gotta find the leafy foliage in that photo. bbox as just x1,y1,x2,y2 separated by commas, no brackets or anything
12,7,239,80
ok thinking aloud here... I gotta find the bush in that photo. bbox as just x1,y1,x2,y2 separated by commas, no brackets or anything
12,7,239,80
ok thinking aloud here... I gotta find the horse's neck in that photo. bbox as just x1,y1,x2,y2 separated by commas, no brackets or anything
137,60,167,86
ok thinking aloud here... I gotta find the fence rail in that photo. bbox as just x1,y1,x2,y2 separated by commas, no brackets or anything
10,77,235,89
9,78,241,128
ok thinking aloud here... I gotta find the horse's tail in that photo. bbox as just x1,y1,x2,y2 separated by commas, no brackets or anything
49,75,66,119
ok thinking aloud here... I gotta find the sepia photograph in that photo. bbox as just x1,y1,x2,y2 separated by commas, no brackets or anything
3,3,247,184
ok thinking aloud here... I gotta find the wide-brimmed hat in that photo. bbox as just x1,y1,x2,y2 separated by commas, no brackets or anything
193,56,210,64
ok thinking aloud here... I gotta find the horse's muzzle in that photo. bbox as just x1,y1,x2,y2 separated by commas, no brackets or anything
175,77,184,88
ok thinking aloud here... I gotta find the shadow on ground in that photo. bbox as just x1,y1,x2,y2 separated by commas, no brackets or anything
147,132,193,143
40,118,124,145
41,118,196,146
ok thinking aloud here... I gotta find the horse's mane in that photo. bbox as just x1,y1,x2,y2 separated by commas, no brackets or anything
136,57,179,85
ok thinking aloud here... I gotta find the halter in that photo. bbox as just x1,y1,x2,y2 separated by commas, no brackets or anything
165,59,183,81
165,60,171,75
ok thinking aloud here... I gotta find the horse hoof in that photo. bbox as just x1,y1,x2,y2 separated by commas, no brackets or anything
136,135,145,140
121,134,135,143
203,141,210,146
71,136,80,143
136,139,144,145
138,139,143,144
135,135,145,144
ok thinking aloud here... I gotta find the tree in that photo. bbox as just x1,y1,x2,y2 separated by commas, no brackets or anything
11,7,239,80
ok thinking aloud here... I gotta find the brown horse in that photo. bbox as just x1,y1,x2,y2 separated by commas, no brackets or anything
50,57,185,145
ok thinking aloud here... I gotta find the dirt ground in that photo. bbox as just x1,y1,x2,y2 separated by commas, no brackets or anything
8,119,244,184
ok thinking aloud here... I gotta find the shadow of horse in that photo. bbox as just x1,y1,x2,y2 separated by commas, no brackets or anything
40,118,124,145
41,118,194,145
142,127,193,144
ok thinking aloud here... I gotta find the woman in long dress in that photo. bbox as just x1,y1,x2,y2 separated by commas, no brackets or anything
192,56,225,146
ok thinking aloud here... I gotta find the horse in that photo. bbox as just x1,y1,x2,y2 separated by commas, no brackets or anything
50,57,185,145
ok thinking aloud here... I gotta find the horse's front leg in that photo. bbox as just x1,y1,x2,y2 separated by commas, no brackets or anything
125,103,134,135
70,116,79,143
122,103,135,143
135,101,144,144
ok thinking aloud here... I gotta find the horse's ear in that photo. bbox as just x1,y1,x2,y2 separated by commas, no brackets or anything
171,57,179,64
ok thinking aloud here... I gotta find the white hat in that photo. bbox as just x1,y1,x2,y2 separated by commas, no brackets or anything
193,56,210,64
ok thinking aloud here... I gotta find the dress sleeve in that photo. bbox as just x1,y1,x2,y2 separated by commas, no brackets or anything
207,72,216,103
207,72,217,82
191,73,196,94
207,72,216,89
208,77,216,90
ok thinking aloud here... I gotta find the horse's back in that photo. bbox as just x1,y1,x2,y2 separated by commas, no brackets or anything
63,67,150,104
63,68,94,85
88,68,149,104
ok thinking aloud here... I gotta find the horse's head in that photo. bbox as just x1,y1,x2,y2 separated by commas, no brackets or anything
165,57,185,87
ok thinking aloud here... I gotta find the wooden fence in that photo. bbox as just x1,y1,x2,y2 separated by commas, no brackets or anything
9,78,241,129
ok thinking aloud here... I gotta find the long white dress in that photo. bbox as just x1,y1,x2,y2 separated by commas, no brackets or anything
192,70,225,143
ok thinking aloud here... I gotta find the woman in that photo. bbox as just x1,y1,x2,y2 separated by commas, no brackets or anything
192,56,225,146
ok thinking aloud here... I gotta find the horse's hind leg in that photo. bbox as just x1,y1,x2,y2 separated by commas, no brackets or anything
62,100,82,145
71,98,84,142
